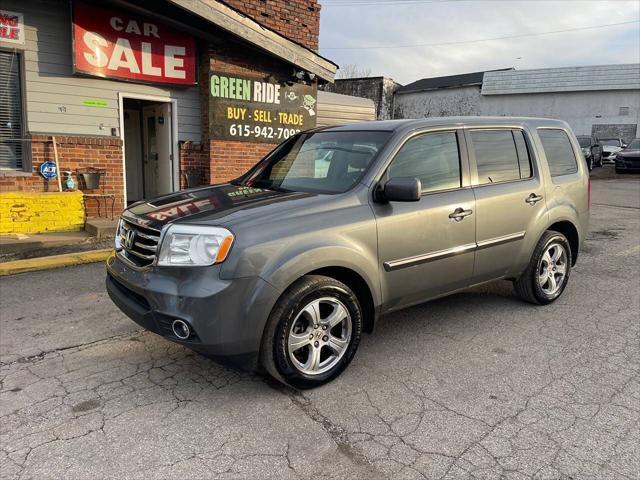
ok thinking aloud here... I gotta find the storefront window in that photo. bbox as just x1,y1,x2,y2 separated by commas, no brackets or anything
0,50,24,170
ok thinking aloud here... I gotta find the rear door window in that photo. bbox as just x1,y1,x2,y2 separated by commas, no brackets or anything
538,129,578,177
470,130,521,184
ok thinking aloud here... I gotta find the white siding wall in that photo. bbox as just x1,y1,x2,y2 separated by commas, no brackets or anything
393,84,639,139
0,0,201,142
316,91,376,127
480,90,640,138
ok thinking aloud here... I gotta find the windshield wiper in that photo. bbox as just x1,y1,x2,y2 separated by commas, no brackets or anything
244,180,293,193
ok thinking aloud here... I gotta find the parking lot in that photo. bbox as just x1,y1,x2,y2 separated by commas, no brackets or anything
1,174,638,480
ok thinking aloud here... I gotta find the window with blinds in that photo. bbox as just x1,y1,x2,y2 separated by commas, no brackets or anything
0,50,24,170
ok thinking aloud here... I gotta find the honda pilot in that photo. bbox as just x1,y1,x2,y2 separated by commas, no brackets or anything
106,118,590,389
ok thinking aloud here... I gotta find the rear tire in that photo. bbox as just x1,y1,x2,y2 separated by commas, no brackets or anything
260,275,362,389
515,231,572,305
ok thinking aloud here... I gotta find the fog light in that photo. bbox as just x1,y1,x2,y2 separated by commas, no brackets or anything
171,319,191,340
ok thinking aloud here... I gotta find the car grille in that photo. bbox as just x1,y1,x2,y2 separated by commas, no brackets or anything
118,218,161,268
602,151,611,158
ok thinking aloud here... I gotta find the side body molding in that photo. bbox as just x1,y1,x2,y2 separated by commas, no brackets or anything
384,231,526,272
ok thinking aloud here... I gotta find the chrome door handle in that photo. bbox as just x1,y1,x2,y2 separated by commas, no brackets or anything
525,193,544,205
449,207,473,222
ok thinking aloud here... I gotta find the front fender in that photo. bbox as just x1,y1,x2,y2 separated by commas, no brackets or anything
262,242,381,305
220,199,381,306
224,230,381,307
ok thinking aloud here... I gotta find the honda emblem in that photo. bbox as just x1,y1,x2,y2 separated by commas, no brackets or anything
124,229,136,249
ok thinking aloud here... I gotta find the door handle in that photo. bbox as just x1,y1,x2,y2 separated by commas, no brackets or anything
525,193,544,205
449,207,473,222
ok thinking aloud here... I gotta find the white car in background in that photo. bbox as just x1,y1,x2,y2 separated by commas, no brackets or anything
600,138,627,164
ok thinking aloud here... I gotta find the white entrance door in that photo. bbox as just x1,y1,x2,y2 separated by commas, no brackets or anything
142,103,174,198
156,102,174,195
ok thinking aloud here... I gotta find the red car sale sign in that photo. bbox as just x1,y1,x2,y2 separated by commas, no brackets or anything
72,2,196,85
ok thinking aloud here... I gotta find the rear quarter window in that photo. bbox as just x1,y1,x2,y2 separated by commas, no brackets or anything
538,129,578,177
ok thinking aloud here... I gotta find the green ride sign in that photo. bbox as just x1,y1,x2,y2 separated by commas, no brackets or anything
209,72,317,143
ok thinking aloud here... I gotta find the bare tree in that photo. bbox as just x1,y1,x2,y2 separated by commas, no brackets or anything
336,64,372,79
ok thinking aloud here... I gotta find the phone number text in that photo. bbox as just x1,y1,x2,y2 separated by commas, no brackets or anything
229,124,301,140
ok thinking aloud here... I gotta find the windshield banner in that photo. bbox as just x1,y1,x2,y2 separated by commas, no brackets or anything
209,72,317,143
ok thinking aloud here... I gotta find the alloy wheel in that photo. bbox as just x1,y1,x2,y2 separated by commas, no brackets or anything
287,297,352,375
538,242,568,296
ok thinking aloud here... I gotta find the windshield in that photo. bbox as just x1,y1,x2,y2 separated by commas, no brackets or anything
601,139,622,147
626,139,640,149
577,137,591,148
239,130,391,194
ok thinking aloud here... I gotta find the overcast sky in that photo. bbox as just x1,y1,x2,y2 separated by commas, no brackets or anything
317,0,640,85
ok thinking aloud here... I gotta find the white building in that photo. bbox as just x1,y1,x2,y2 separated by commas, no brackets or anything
393,64,640,142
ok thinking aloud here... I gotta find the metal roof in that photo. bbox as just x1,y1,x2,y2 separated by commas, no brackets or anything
396,69,512,94
482,64,640,95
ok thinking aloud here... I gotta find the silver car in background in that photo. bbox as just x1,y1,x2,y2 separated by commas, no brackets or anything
600,137,627,163
107,117,590,389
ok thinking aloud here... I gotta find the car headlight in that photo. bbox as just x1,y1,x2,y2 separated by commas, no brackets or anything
157,225,234,266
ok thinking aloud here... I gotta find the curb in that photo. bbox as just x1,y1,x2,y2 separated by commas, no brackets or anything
0,249,113,276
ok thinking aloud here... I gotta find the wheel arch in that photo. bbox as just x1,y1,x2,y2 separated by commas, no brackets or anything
546,220,580,266
305,266,377,334
263,244,381,335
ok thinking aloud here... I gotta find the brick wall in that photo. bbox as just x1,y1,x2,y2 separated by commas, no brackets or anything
179,142,210,189
210,141,274,183
0,191,84,234
204,42,317,183
222,0,320,50
0,135,124,218
0,2,323,230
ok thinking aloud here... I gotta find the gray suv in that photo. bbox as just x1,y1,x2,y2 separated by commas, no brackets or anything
107,117,590,389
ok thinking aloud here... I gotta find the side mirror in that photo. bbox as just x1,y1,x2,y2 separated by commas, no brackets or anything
377,177,421,202
622,144,628,148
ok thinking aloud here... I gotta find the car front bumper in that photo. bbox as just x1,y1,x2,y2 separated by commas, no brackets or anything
615,157,640,171
105,252,280,369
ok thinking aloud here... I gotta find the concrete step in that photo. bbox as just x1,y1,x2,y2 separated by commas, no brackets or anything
0,231,92,255
85,218,118,239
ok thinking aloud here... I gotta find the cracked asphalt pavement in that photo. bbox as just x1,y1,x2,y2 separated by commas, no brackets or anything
1,176,639,479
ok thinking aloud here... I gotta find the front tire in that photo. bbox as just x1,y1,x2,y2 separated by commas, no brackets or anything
260,275,362,389
514,231,572,305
